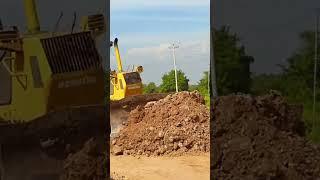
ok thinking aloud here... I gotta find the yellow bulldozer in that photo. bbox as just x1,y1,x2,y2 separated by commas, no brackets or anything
110,38,144,100
0,0,107,179
109,38,168,136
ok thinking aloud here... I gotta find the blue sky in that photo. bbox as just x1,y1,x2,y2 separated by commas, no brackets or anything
110,0,210,85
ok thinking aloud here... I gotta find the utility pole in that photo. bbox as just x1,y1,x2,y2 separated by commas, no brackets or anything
314,9,320,130
169,43,179,92
210,0,218,97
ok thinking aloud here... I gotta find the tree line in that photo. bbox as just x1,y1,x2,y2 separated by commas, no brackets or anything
143,70,210,106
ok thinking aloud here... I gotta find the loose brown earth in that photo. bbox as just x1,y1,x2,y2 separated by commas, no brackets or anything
211,91,320,179
111,91,210,156
109,91,210,180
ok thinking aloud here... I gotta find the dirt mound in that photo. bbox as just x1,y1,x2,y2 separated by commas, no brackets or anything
110,93,170,138
60,138,108,180
211,92,320,179
111,91,210,156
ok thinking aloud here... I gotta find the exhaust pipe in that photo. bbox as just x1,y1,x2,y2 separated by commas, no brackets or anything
24,0,40,33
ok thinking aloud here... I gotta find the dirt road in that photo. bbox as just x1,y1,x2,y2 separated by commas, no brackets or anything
110,153,210,180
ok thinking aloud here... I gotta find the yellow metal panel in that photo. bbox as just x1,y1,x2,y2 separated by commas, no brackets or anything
14,37,51,121
0,37,52,122
23,0,40,33
110,73,126,100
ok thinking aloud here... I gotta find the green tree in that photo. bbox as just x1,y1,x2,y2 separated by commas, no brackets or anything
197,71,209,96
159,70,189,93
143,82,158,94
196,71,210,106
189,84,198,91
251,74,285,95
280,31,320,142
280,31,318,101
214,26,254,95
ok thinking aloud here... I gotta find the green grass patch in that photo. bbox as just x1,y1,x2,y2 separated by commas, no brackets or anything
296,101,320,143
204,94,210,108
273,98,320,143
308,126,320,143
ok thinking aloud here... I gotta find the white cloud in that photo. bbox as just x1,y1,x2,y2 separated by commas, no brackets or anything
111,0,209,11
110,32,210,84
126,43,171,62
114,15,208,23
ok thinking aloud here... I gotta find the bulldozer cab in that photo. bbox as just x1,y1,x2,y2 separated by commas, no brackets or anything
123,72,141,84
110,71,144,101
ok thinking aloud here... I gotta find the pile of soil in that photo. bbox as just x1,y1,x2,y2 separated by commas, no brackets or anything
111,91,210,156
211,91,320,179
60,138,108,180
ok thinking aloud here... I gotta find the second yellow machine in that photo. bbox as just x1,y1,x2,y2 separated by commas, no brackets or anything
109,37,169,108
110,38,144,101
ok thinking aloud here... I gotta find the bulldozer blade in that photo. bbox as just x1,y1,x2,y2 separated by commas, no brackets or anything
110,93,169,137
